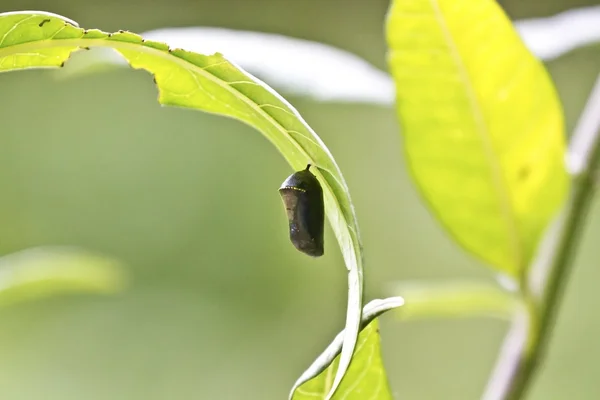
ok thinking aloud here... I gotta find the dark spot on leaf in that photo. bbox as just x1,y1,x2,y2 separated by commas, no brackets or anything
60,61,65,67
518,165,531,181
82,46,90,50
83,30,88,35
38,19,51,27
107,33,112,37
152,75,157,84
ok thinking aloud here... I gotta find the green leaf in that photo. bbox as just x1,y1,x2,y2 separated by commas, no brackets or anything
0,246,126,307
0,11,364,399
291,297,402,400
291,280,519,399
389,280,519,321
385,0,569,276
292,279,518,399
291,298,401,398
58,28,396,105
292,319,392,400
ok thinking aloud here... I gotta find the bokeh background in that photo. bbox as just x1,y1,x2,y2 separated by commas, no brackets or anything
0,0,598,399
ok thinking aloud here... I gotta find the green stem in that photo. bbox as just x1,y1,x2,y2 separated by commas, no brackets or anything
483,74,600,400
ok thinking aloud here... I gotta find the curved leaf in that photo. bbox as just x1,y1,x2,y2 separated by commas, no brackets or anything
292,319,392,400
291,297,402,398
0,11,364,399
386,0,569,276
59,27,395,105
293,279,518,395
57,7,600,106
0,246,126,307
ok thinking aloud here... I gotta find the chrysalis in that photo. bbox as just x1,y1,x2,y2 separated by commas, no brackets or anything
279,164,325,257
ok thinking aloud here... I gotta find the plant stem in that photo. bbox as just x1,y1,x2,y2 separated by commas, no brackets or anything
483,73,600,400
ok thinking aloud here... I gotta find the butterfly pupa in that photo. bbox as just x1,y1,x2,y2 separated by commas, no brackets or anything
278,164,325,257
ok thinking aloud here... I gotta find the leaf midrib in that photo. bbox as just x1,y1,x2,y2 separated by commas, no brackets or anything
429,0,521,272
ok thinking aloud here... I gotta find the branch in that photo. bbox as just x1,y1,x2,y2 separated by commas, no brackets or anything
483,73,600,400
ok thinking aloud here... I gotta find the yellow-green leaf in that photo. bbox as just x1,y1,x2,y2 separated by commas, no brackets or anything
0,246,126,307
389,280,518,321
385,0,569,276
292,319,391,400
291,280,519,399
0,11,363,399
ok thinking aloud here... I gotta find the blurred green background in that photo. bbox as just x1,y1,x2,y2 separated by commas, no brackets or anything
0,0,599,399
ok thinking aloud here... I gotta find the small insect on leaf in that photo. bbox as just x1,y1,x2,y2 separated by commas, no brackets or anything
279,164,325,257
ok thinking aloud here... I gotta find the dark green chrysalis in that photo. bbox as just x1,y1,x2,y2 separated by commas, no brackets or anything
279,164,325,257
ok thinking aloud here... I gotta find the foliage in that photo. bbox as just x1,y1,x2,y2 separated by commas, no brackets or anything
386,0,568,277
0,1,597,399
0,9,362,400
0,246,125,308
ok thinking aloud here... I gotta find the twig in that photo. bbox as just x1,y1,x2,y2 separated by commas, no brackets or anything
483,73,600,400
